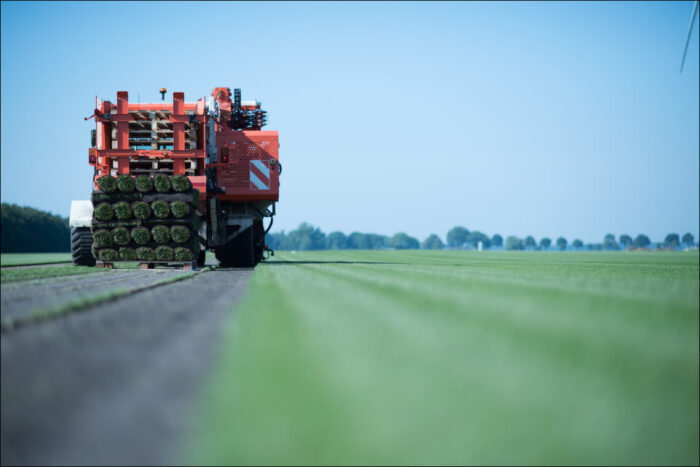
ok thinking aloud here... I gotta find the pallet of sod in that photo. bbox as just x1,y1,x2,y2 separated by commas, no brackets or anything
92,175,198,266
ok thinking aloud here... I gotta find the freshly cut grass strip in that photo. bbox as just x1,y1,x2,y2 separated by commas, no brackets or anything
154,174,171,192
155,245,174,261
93,229,112,248
96,175,117,193
136,247,156,261
117,174,135,192
134,175,154,193
119,247,137,261
170,201,190,218
131,227,150,245
94,202,114,221
174,247,194,262
132,201,151,220
113,201,132,220
172,174,191,191
152,200,170,219
170,225,190,243
97,249,118,261
151,225,170,244
1,265,104,284
112,227,130,245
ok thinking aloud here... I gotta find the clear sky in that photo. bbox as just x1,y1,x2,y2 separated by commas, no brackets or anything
1,1,698,243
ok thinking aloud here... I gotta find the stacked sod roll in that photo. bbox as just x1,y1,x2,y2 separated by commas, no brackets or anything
91,174,200,263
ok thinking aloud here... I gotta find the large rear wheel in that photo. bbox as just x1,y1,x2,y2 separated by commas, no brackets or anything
215,226,255,267
71,227,96,267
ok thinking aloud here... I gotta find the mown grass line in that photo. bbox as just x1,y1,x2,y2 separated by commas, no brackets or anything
0,253,72,267
187,250,699,466
1,265,108,283
1,269,206,333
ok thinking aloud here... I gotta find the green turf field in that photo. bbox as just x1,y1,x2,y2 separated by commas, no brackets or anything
0,253,72,267
189,250,699,465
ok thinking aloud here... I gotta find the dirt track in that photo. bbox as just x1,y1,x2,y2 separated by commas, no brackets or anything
0,266,252,466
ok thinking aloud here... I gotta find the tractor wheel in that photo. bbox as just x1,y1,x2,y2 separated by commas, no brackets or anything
71,227,96,267
215,226,256,267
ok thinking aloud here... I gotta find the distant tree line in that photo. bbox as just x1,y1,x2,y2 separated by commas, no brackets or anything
266,223,696,252
1,203,70,253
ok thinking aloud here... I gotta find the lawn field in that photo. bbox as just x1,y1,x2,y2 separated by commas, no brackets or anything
189,250,699,465
0,253,71,267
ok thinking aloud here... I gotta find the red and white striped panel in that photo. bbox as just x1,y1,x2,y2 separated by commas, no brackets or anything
249,159,271,190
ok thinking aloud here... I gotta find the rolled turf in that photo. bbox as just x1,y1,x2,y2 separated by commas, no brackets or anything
134,175,154,193
151,225,170,244
136,247,156,261
151,200,170,219
93,229,112,248
154,174,171,192
155,245,174,261
113,201,132,220
97,249,118,261
131,227,150,245
170,225,190,243
132,201,152,220
96,175,117,193
174,247,194,262
119,247,137,261
172,174,191,192
94,203,114,222
117,174,135,192
170,201,190,218
112,227,130,245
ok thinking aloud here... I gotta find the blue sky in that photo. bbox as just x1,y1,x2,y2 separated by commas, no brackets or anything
1,1,698,243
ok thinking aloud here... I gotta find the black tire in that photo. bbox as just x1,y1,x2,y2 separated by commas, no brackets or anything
197,249,206,268
71,227,96,267
215,226,256,267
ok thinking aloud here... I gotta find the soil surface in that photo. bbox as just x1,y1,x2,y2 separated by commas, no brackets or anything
1,266,253,466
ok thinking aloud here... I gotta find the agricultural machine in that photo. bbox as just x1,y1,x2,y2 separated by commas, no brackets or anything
69,87,280,268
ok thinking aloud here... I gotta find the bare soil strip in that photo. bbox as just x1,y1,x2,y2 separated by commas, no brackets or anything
1,267,253,466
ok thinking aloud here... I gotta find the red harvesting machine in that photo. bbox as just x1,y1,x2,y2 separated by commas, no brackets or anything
69,87,280,267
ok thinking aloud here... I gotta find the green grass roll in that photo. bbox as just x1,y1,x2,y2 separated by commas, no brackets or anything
97,249,118,261
94,202,114,221
151,200,170,219
154,174,171,192
155,246,174,261
171,174,191,192
93,229,112,248
136,247,155,261
132,201,151,220
119,247,137,261
96,175,117,193
131,226,150,245
151,225,170,244
113,201,132,220
134,175,154,193
112,227,130,245
170,225,190,243
170,201,190,218
117,175,135,192
174,247,194,262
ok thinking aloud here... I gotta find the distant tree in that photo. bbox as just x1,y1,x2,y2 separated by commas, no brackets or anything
347,232,370,249
556,237,567,251
603,234,620,250
594,243,603,251
390,232,420,249
491,234,503,247
586,243,595,251
422,234,444,250
465,231,491,249
505,236,524,250
288,223,326,250
1,203,70,252
524,236,536,249
619,234,633,249
682,233,695,246
572,239,583,249
539,237,552,250
446,226,469,248
664,233,680,248
633,234,651,248
366,233,389,250
325,231,347,250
